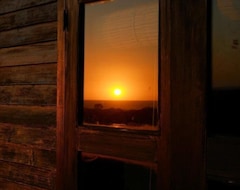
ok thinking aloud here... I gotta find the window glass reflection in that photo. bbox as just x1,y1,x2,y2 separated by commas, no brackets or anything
83,0,159,129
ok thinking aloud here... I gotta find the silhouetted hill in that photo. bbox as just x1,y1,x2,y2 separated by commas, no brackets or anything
84,107,158,126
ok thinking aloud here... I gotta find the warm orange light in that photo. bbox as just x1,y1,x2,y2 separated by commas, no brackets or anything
84,0,159,101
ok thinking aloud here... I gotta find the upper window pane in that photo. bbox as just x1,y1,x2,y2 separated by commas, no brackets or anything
83,0,159,130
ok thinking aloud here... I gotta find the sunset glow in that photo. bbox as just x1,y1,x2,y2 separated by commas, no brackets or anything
82,0,159,128
84,0,159,101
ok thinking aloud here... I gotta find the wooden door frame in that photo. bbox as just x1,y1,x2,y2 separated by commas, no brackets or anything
57,0,207,189
57,0,79,189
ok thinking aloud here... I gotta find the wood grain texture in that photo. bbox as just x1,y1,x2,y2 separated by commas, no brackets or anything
0,105,56,125
0,85,56,105
157,0,207,189
0,0,56,14
0,63,57,85
0,123,56,150
0,142,56,169
0,2,57,32
0,41,57,67
157,0,172,189
0,177,47,190
0,161,56,189
33,149,56,169
78,127,157,164
56,0,79,189
0,1,57,189
58,0,207,189
0,22,57,48
0,142,33,165
57,0,204,189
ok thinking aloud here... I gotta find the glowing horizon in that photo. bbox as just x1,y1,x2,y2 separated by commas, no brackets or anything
84,0,159,101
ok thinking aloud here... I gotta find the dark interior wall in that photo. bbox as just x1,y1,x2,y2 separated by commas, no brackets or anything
209,0,240,137
208,89,240,136
206,1,240,187
78,158,156,190
0,0,57,189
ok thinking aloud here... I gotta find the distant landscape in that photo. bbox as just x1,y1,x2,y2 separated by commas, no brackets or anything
83,100,158,126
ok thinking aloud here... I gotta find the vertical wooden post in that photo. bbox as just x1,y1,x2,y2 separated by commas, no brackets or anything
57,0,79,189
157,0,172,189
158,0,207,189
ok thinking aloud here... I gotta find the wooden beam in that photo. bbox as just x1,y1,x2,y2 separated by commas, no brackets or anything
158,0,207,189
77,127,157,165
56,0,79,189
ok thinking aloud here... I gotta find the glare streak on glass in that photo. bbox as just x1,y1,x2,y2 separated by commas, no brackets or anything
83,0,159,129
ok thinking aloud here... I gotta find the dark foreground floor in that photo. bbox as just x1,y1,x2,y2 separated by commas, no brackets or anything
78,157,240,190
207,180,240,190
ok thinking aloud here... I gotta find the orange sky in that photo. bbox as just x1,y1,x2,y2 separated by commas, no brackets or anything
84,0,159,100
82,0,240,102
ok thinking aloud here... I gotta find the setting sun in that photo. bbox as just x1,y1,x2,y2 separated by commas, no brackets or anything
113,88,122,96
84,0,158,101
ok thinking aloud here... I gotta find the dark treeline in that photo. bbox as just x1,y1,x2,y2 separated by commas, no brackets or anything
84,106,158,126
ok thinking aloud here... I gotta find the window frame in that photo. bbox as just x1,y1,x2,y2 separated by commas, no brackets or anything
77,0,161,135
76,0,161,172
57,0,207,189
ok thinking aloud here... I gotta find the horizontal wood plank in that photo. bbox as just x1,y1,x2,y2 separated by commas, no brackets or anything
77,127,158,164
0,41,57,67
0,105,56,125
0,177,47,190
0,0,56,15
0,22,57,48
10,126,56,151
0,85,56,105
0,63,57,85
0,123,13,142
0,161,56,189
0,2,57,32
0,123,56,150
0,142,56,169
33,149,56,169
0,142,33,165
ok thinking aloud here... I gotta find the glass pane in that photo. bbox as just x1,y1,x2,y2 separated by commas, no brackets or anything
212,0,240,89
83,0,159,130
209,0,240,136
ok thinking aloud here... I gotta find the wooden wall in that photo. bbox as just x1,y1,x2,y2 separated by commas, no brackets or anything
0,0,57,189
0,0,234,189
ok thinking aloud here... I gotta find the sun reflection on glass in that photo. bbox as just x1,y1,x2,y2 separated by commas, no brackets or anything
113,88,122,96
